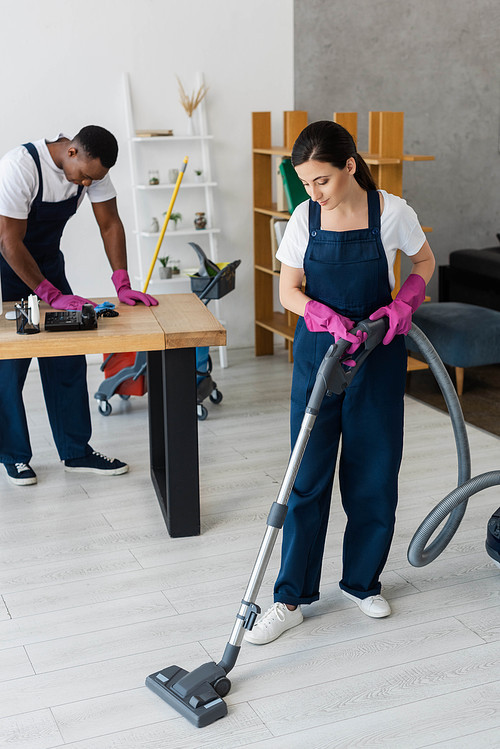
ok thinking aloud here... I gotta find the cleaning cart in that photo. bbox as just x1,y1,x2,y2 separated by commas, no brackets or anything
94,243,240,419
188,242,240,420
94,351,147,416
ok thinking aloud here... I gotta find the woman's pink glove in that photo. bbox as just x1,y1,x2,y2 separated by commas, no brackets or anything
369,274,426,345
304,300,359,344
304,300,367,367
35,279,96,310
112,270,158,306
342,329,368,367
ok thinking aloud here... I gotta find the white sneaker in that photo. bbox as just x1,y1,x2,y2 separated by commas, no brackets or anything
244,602,303,645
342,590,391,618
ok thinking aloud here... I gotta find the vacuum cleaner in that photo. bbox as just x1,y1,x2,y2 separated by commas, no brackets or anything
145,316,388,727
146,319,500,728
486,507,500,568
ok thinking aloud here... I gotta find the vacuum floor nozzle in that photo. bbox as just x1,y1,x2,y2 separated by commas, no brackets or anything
146,662,229,728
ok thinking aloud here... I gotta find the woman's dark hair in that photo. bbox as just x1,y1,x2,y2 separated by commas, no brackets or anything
291,120,376,192
73,125,118,169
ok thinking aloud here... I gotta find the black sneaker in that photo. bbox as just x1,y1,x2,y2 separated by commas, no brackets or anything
64,450,129,475
4,462,37,486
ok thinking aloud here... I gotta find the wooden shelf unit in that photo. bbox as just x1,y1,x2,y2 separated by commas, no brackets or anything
253,111,307,357
252,110,434,361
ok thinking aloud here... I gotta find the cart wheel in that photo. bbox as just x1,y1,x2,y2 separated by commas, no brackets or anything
98,400,112,416
213,676,231,698
119,394,131,401
197,404,208,421
209,389,223,405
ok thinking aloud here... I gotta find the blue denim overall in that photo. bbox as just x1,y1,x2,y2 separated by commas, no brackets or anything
0,142,92,463
274,190,407,604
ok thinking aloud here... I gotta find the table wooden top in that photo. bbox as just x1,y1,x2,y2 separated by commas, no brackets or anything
151,293,226,349
0,293,226,360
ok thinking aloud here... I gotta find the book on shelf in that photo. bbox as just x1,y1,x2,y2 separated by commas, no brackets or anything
269,218,288,272
135,129,174,137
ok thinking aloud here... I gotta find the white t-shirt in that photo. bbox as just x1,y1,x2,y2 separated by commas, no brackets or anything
276,190,426,290
0,133,116,220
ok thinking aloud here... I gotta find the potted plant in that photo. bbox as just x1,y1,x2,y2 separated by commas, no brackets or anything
164,211,182,230
158,256,172,279
194,169,203,183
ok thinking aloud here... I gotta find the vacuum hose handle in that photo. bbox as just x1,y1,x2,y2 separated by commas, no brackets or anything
306,317,388,414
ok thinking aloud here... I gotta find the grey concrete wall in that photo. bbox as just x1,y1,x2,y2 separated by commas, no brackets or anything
294,0,500,300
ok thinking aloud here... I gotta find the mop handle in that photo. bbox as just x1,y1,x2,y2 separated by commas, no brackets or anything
142,157,189,294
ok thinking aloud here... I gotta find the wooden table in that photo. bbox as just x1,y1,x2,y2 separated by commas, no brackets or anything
0,294,226,537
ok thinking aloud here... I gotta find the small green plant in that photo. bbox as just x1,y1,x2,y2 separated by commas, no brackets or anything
158,256,169,267
195,169,203,176
163,211,183,228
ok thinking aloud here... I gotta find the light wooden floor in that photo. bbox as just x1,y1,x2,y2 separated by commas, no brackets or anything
1,346,499,748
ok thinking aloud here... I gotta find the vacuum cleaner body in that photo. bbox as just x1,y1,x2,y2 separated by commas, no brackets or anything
486,506,500,568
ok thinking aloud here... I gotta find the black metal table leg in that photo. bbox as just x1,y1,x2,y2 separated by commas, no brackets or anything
147,347,200,537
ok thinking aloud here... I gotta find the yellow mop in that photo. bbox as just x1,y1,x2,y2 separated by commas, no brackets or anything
142,156,189,293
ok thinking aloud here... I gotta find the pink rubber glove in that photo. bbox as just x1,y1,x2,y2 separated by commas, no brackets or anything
304,300,359,344
35,279,96,310
112,269,158,306
342,329,368,367
369,274,426,345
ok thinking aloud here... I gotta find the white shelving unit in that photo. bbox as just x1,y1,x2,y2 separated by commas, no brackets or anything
123,72,227,367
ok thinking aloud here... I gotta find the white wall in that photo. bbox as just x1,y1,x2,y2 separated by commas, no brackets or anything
0,0,294,348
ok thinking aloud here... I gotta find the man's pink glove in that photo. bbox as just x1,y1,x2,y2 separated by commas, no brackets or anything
35,279,96,310
112,270,158,306
369,274,426,345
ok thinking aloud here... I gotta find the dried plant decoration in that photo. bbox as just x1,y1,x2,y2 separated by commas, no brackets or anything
176,76,209,118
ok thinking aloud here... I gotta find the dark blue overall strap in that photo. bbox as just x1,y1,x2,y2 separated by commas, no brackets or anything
22,142,43,200
367,190,381,230
308,199,321,231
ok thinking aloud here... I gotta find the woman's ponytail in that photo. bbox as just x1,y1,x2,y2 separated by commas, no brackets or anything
354,153,377,191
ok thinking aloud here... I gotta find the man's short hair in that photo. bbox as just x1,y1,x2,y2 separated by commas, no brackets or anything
73,125,118,168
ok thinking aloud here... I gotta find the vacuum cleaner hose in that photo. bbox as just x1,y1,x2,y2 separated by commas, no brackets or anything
406,324,500,566
409,471,500,567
